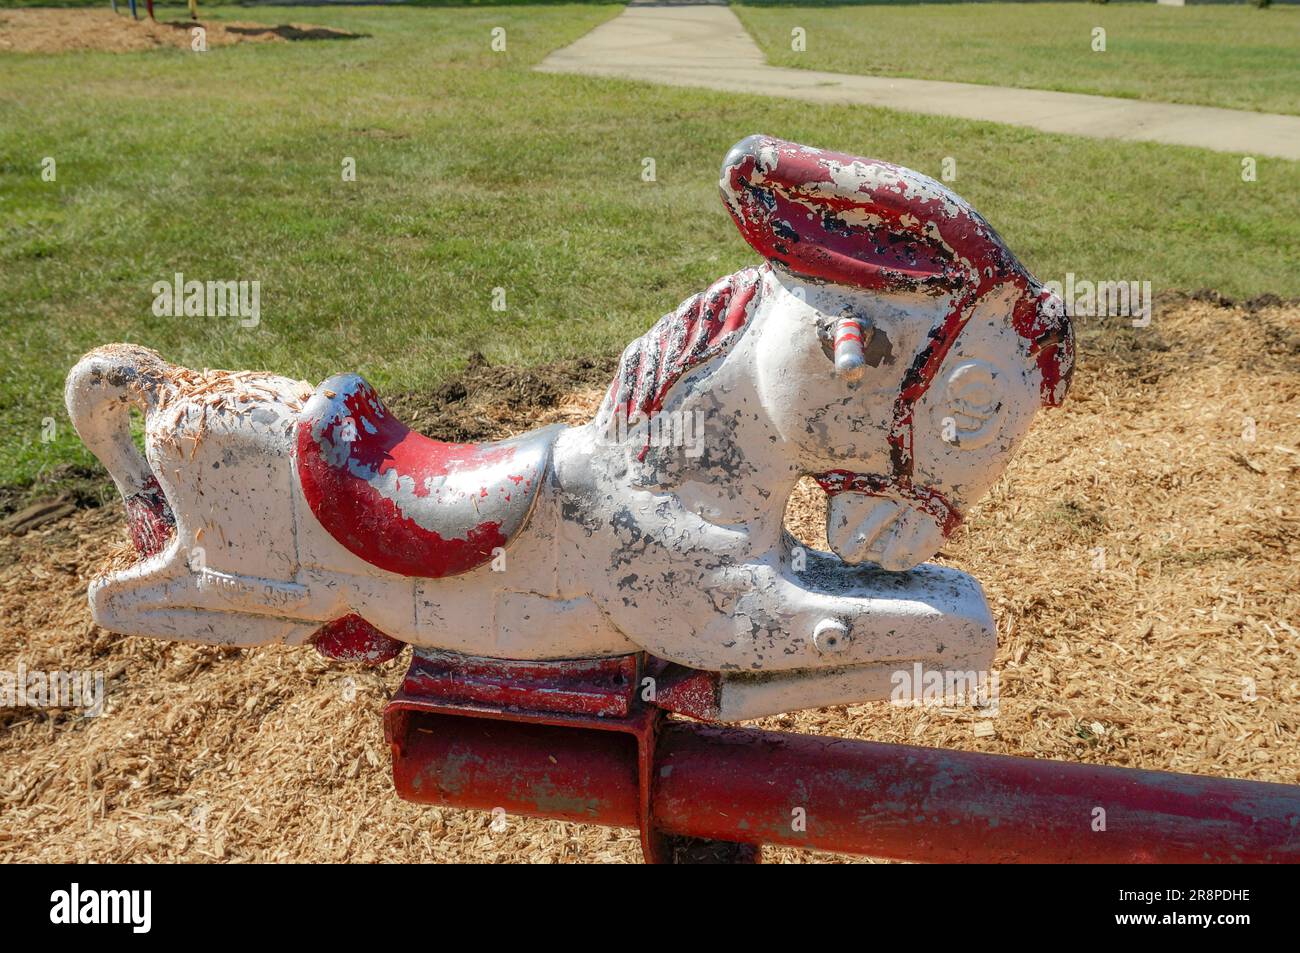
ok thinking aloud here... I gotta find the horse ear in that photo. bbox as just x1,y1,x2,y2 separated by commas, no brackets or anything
831,316,867,382
720,135,1021,298
815,310,897,384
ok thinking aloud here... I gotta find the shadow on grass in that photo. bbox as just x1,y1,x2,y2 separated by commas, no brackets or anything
151,18,366,40
226,23,366,39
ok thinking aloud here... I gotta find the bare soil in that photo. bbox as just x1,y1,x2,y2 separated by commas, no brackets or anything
1,296,1297,863
0,9,361,55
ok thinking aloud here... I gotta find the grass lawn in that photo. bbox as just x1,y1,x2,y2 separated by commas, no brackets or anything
1,3,1298,491
735,1,1300,116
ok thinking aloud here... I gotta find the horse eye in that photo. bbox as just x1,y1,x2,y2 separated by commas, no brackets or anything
948,366,997,408
936,362,1005,450
949,378,997,413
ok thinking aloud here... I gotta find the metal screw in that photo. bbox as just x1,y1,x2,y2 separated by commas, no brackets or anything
812,618,851,654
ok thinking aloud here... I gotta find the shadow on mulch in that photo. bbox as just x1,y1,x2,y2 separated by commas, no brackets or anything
153,19,366,42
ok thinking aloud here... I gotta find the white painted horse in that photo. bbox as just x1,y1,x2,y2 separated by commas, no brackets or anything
67,136,1072,718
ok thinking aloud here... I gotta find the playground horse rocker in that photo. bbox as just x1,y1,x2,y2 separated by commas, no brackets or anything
68,136,1300,863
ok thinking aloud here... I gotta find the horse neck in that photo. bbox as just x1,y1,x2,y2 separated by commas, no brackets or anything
632,323,802,529
592,264,807,529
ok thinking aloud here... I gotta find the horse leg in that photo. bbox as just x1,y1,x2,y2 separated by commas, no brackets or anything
622,544,994,678
189,0,197,20
90,558,321,647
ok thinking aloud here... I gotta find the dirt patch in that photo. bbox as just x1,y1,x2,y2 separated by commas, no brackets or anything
0,9,362,55
0,464,111,523
384,351,619,444
1,297,1297,863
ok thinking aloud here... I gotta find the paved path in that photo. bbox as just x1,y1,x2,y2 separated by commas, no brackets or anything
537,2,1300,161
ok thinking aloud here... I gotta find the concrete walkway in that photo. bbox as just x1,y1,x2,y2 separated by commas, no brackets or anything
537,2,1300,161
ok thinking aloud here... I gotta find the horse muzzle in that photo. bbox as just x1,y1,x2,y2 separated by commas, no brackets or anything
815,470,963,572
823,493,944,571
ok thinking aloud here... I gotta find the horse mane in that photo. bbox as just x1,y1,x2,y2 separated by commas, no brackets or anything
600,264,766,433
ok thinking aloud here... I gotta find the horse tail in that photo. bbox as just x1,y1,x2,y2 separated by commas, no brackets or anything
65,344,176,556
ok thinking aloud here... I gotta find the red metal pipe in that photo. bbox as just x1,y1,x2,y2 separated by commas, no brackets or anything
652,724,1300,863
392,712,643,828
389,709,1300,862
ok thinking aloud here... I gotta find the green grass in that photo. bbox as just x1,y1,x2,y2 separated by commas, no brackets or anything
1,3,1298,490
734,2,1300,115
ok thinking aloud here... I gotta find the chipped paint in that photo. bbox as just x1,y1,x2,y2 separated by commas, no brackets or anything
386,687,1300,863
721,135,1074,562
124,475,175,558
604,266,762,460
64,137,1296,864
296,374,554,578
312,613,405,664
67,135,1071,716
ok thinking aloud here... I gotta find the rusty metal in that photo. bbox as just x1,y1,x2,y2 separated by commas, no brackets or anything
652,725,1300,863
385,654,1300,864
387,672,690,863
399,649,640,718
386,650,756,863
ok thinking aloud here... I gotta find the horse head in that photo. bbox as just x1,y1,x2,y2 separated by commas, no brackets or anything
721,135,1074,570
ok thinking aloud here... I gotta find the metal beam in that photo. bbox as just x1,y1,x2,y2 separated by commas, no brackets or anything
388,704,1300,863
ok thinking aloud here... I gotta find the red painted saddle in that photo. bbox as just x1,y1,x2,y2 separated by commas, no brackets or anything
296,374,558,578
